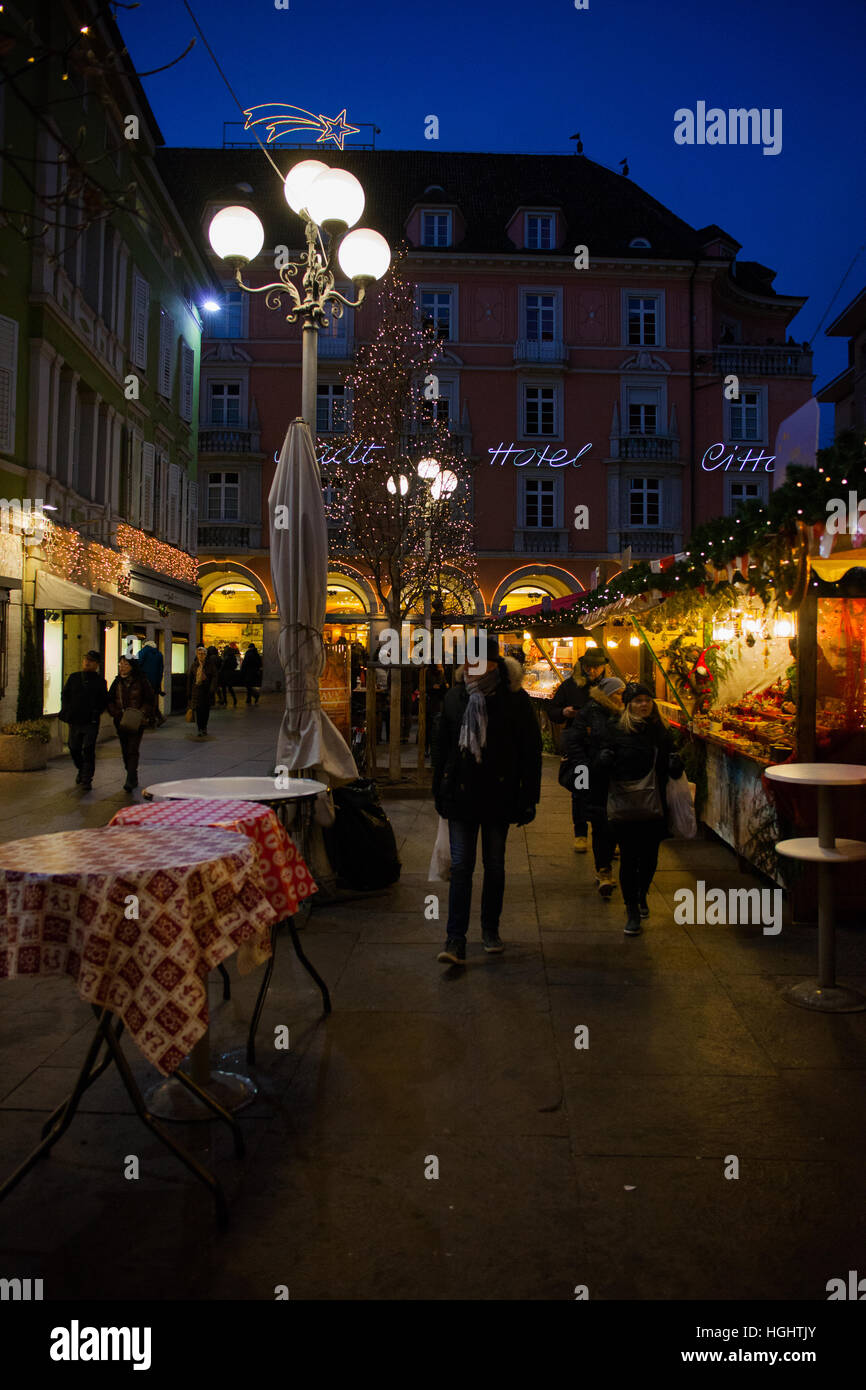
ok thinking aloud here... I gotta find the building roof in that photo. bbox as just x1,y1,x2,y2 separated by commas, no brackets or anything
155,147,773,269
824,285,866,338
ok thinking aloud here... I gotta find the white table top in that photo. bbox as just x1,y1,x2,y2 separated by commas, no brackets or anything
776,837,866,863
765,763,866,788
143,776,328,803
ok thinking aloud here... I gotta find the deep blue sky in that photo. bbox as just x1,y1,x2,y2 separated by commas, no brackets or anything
121,0,866,445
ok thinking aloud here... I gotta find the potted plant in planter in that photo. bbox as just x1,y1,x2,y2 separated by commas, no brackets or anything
0,719,52,771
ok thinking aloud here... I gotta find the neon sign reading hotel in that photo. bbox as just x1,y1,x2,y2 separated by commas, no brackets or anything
487,442,592,467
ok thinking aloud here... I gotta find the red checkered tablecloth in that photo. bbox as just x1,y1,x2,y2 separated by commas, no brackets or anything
0,827,277,1075
109,798,317,919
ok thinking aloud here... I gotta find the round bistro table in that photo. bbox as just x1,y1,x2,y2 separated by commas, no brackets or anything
766,763,866,1012
0,826,277,1225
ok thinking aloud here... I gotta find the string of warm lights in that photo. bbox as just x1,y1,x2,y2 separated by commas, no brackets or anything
115,523,198,585
39,520,197,592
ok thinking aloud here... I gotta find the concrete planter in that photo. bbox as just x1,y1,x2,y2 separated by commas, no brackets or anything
0,734,49,771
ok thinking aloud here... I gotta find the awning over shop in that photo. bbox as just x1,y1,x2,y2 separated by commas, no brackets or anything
810,547,866,585
98,587,162,622
127,568,202,610
35,572,111,614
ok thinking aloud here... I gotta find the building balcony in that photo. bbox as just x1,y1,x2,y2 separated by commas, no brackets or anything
610,433,680,462
618,530,677,556
318,335,354,358
714,344,813,377
514,338,568,364
513,527,569,555
199,426,262,454
198,522,261,551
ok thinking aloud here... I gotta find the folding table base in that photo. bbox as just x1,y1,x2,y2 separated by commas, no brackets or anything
0,1005,238,1228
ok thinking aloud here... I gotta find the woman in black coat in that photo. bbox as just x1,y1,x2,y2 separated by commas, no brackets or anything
432,642,542,964
106,656,156,791
598,683,682,936
240,644,263,705
561,676,624,899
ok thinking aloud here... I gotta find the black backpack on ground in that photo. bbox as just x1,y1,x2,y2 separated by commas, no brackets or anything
324,780,401,891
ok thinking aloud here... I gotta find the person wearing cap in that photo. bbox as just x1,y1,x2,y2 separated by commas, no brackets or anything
549,648,611,853
60,650,109,791
432,635,542,965
598,683,683,935
561,671,625,900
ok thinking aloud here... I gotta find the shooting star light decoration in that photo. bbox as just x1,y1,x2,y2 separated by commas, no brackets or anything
243,103,360,150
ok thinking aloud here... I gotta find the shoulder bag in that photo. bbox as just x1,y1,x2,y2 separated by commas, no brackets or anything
606,748,663,822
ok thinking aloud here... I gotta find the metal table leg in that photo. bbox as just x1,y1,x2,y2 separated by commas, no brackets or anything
246,915,331,1066
0,1007,231,1228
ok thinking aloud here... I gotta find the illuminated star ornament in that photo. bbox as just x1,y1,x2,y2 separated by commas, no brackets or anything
243,104,360,150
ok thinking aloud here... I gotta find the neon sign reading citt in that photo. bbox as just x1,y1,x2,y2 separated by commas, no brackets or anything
487,442,592,467
702,443,775,472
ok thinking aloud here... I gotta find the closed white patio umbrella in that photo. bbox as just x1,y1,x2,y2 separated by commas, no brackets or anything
268,417,357,781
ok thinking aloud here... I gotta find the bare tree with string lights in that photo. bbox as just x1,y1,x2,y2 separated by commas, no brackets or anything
323,254,476,781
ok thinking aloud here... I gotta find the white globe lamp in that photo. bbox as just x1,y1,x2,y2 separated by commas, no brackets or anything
305,168,365,231
207,206,265,263
338,228,391,282
283,159,330,215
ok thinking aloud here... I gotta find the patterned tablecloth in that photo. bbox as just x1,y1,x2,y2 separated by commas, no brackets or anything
0,827,277,1075
109,798,317,919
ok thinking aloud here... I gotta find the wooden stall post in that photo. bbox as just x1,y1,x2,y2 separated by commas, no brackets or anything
365,670,378,777
417,665,427,783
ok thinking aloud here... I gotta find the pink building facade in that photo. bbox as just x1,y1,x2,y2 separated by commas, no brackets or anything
157,148,814,676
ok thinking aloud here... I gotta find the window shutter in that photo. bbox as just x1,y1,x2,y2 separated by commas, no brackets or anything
0,314,18,455
180,342,194,421
141,441,155,530
188,475,198,553
167,462,181,544
131,271,149,370
126,429,142,526
180,471,189,550
158,310,174,400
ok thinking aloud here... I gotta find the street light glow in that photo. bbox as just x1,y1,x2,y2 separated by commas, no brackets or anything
305,168,365,229
430,469,458,500
207,205,265,263
283,159,330,215
386,474,409,496
338,228,391,282
201,299,221,313
417,457,440,480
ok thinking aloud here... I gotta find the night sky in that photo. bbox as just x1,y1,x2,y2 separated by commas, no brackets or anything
121,0,866,445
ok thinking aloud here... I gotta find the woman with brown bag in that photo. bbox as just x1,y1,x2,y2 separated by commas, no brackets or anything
106,656,157,792
187,644,220,737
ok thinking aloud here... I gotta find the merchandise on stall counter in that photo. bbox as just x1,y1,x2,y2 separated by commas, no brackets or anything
691,672,798,762
522,660,565,699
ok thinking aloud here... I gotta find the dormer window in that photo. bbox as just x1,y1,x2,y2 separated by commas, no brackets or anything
629,237,652,249
422,211,452,247
526,214,554,250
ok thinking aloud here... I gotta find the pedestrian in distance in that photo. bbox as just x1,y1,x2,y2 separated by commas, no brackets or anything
136,639,165,726
432,636,542,964
106,656,156,792
240,642,263,705
597,683,683,936
549,649,614,853
217,643,238,706
561,672,625,901
60,650,108,791
187,644,220,736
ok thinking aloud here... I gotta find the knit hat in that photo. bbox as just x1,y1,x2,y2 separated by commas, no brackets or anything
484,635,501,662
623,681,653,706
579,648,608,669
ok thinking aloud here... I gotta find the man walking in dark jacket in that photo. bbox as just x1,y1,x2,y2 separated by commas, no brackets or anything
60,651,108,790
137,640,165,725
432,636,542,964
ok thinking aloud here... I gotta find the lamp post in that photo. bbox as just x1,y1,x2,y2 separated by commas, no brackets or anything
207,161,391,431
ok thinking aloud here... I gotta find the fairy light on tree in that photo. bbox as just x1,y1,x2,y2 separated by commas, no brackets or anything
325,252,476,779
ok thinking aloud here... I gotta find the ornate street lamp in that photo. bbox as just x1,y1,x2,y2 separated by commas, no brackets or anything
207,160,391,430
